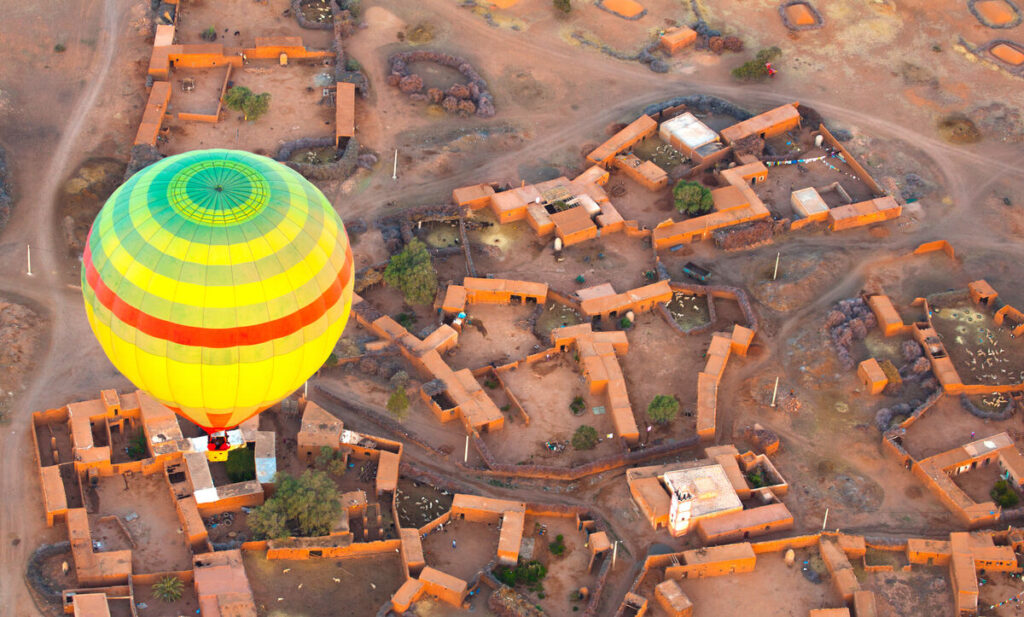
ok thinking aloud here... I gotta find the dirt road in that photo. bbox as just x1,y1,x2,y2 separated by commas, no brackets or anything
0,0,134,613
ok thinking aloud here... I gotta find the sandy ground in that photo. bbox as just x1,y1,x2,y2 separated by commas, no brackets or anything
1,0,1023,615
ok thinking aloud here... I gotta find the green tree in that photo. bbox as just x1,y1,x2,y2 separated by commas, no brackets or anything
647,394,680,424
387,386,410,419
152,576,184,602
553,0,571,13
992,479,1019,508
673,180,714,216
223,86,272,121
248,470,341,539
383,239,438,305
226,447,256,482
571,425,599,450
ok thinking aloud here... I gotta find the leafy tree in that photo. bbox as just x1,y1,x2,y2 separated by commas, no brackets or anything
992,479,1019,508
619,317,633,329
223,86,272,121
647,395,680,424
152,576,184,602
673,180,714,216
387,386,410,419
571,425,599,450
553,0,571,13
383,239,438,305
569,396,586,415
248,470,341,539
226,447,256,482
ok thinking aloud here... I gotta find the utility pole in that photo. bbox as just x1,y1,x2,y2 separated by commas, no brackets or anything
821,507,829,532
464,435,469,463
304,380,308,400
26,244,32,277
770,376,779,408
392,149,398,181
612,540,618,568
772,252,781,281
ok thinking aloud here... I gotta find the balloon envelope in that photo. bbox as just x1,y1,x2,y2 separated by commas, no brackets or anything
82,149,353,430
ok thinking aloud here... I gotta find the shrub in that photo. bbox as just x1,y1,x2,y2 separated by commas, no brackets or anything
495,560,548,586
387,386,410,419
226,447,256,482
127,433,148,460
672,180,713,215
553,0,571,13
571,425,599,450
396,312,416,329
152,576,184,602
484,378,500,389
992,479,1019,508
323,352,339,368
54,43,67,53
747,468,766,488
731,47,781,82
549,534,566,556
248,470,341,539
316,446,346,477
383,239,438,305
619,317,633,329
569,396,586,415
647,395,680,424
201,26,217,42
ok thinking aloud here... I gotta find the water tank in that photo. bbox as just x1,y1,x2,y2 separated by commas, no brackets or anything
814,134,824,148
554,238,563,251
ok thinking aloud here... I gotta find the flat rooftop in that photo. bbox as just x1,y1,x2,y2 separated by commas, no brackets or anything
663,463,743,520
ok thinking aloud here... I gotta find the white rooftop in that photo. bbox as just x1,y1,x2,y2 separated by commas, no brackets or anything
659,113,720,151
663,462,742,519
791,187,829,218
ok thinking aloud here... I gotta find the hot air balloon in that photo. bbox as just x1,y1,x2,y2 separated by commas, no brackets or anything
82,149,353,437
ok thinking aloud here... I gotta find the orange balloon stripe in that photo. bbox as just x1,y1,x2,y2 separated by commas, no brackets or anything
84,240,353,349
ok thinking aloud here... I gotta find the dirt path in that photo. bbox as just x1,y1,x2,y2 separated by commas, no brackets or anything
0,1,131,613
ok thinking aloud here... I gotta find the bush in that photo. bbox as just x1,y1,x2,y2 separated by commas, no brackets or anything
223,86,272,121
672,180,713,215
619,317,633,329
387,386,410,419
226,447,256,482
571,425,599,450
553,0,571,13
747,468,766,488
647,394,680,424
731,47,781,82
549,534,566,556
569,396,586,415
396,312,416,329
315,446,347,477
152,576,184,602
54,43,67,53
127,432,148,461
992,479,1019,508
201,26,217,42
495,560,548,586
383,239,438,305
248,470,341,539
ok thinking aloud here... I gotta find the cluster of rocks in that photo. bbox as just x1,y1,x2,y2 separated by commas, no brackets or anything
713,219,781,251
825,297,878,370
387,51,495,117
488,586,545,617
896,340,936,386
875,390,943,431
